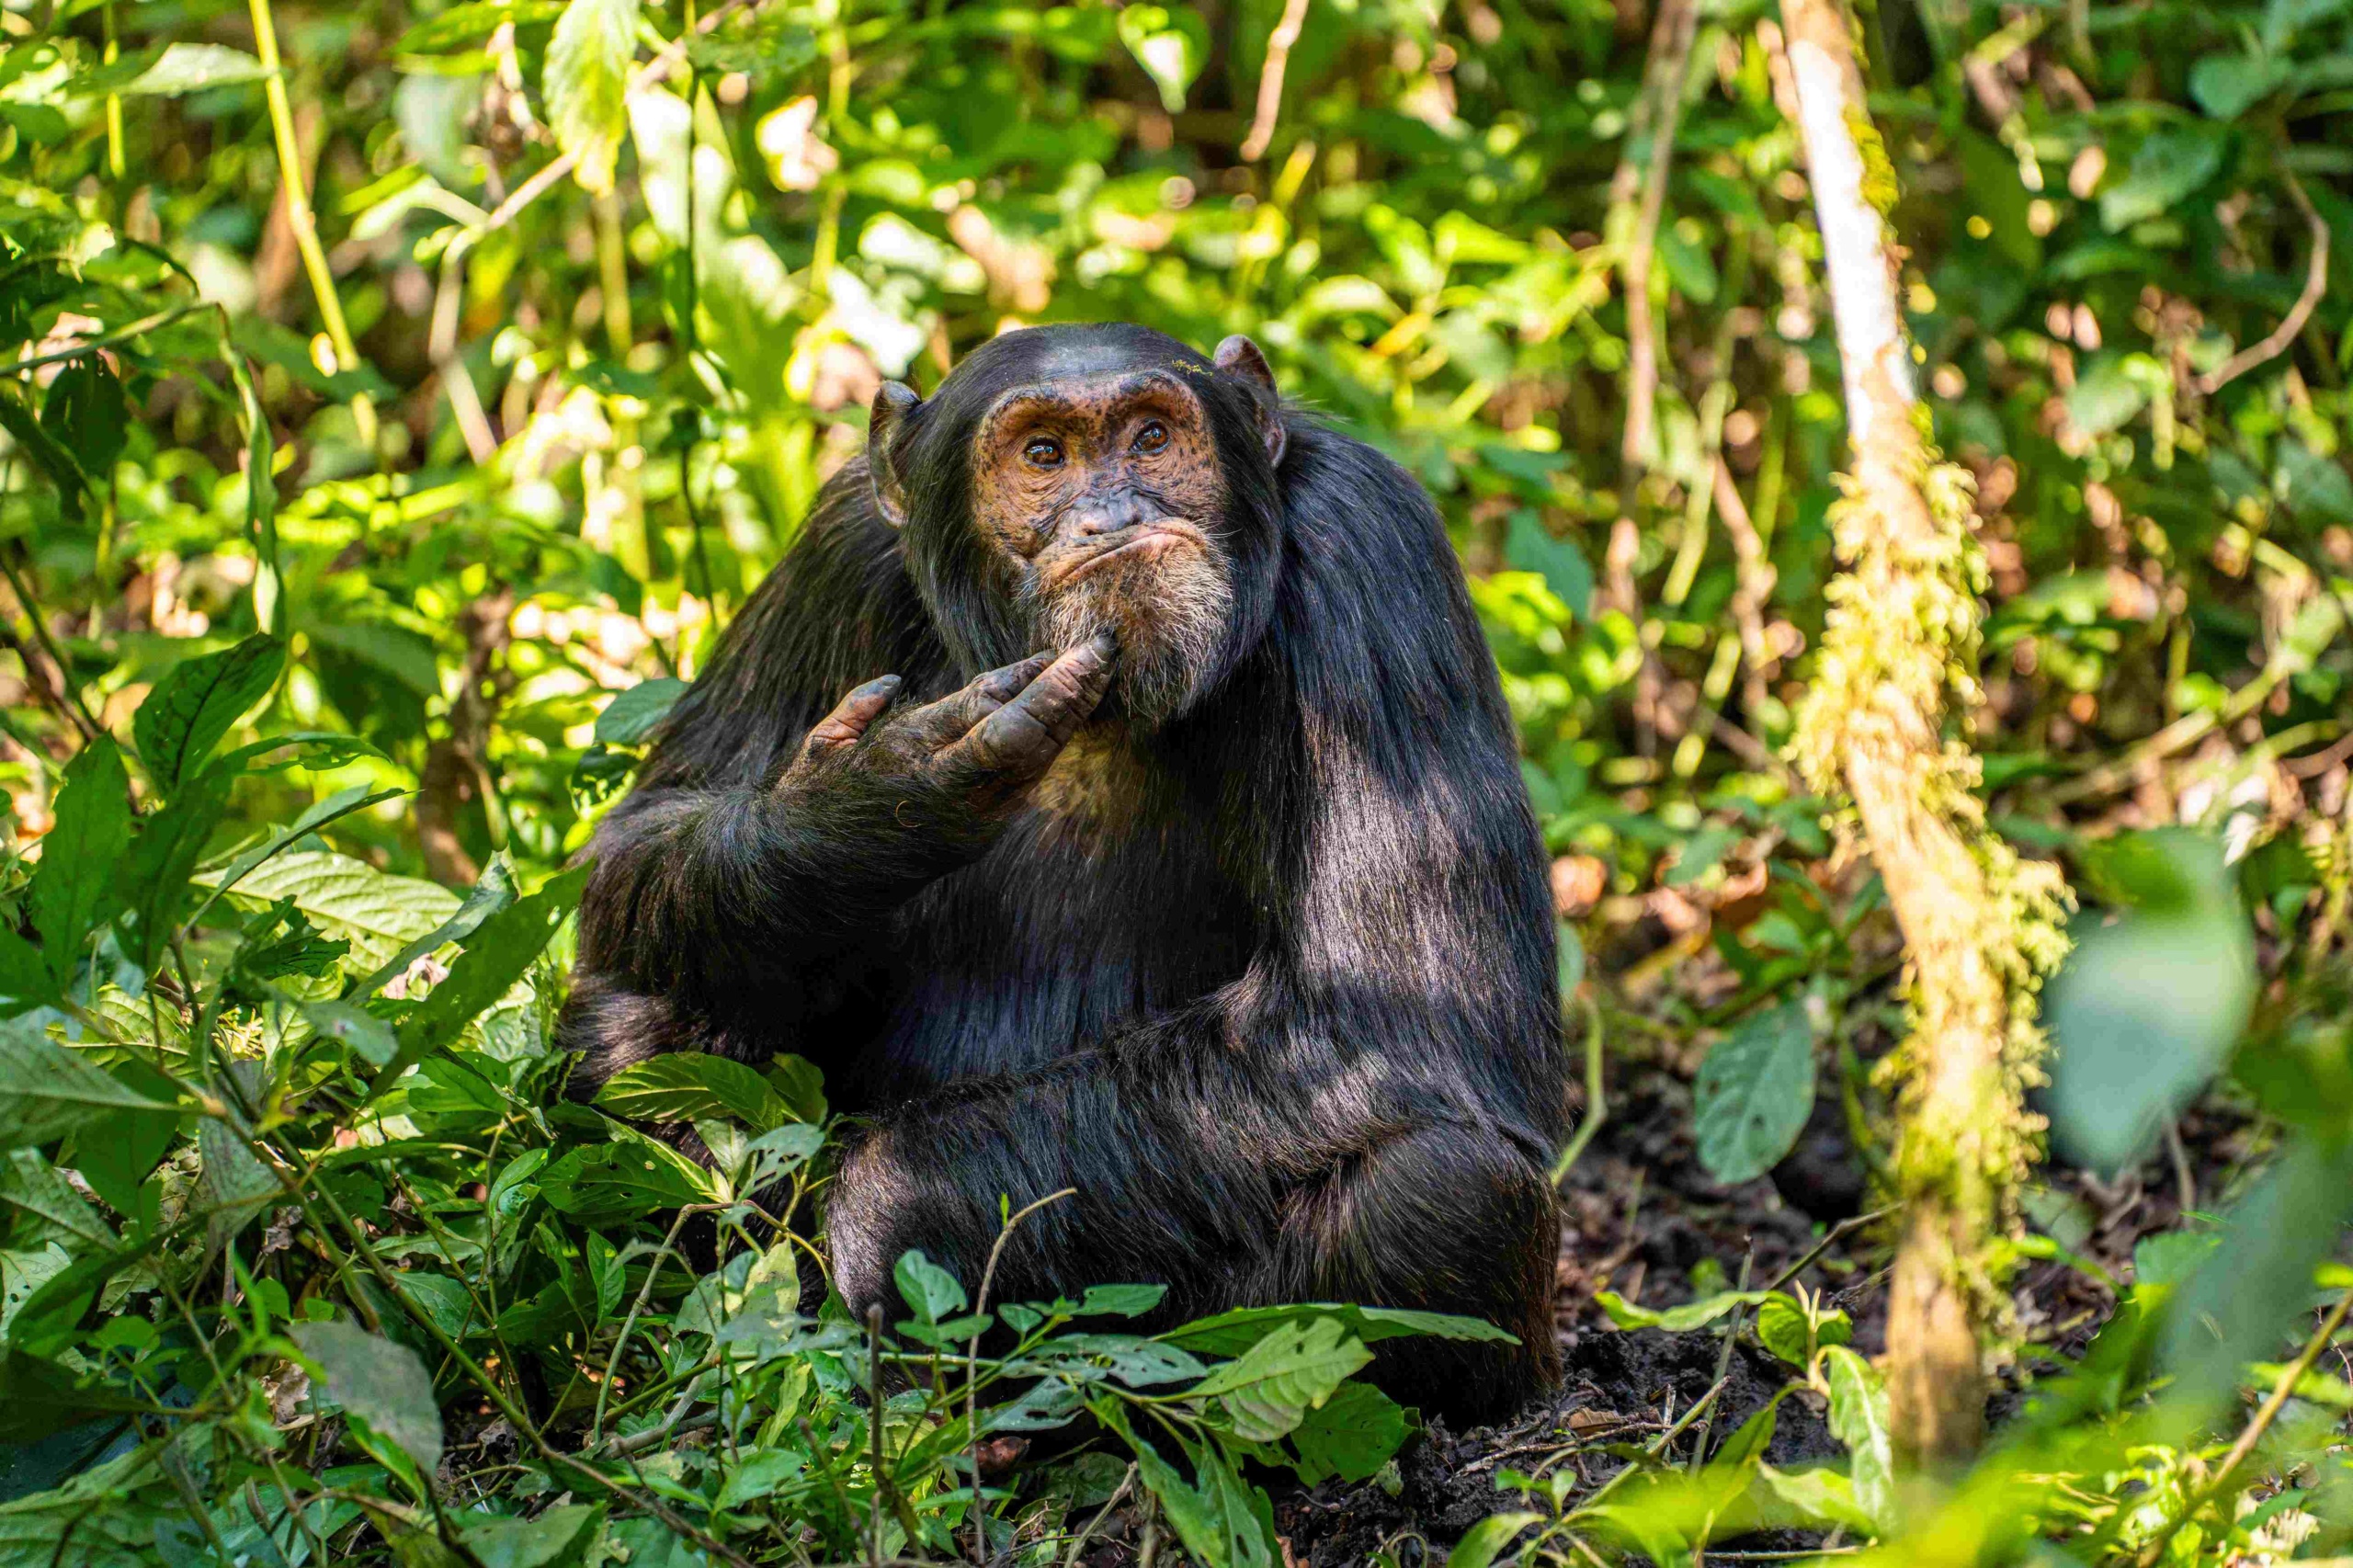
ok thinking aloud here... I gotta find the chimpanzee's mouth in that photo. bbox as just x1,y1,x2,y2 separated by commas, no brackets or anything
1054,522,1206,586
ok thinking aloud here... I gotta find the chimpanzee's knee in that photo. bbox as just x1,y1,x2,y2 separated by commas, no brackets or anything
1281,1122,1561,1425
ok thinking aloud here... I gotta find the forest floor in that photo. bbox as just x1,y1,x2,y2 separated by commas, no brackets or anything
1033,1035,2260,1568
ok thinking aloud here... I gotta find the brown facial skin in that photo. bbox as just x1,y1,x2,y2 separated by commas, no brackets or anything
966,369,1238,728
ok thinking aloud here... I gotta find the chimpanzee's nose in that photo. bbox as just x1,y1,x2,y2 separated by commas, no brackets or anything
1070,492,1158,538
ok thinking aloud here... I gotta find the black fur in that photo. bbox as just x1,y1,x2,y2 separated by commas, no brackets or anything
559,324,1567,1422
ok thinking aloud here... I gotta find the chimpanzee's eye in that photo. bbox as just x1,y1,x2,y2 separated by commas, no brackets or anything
1131,420,1169,455
1024,436,1064,468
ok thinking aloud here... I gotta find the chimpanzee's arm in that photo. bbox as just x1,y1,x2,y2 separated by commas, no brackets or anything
558,469,951,1084
824,425,1568,1417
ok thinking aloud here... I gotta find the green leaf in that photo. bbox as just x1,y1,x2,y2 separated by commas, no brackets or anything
290,1320,445,1473
454,1505,606,1568
71,42,272,97
1754,1293,1812,1367
1102,1405,1273,1568
184,783,406,934
763,1052,827,1122
1593,1289,1773,1333
37,359,128,479
2100,126,2230,232
1285,1381,1411,1484
2049,831,2254,1173
545,0,641,196
1117,5,1207,112
298,997,399,1067
0,387,91,523
594,676,688,744
538,1131,718,1222
0,1018,177,1151
372,866,587,1092
353,852,518,996
1693,997,1816,1184
0,1148,114,1245
2063,357,2151,438
205,850,460,975
595,1051,793,1131
1502,511,1595,619
1163,1302,1516,1358
133,633,285,794
115,764,235,972
1077,1282,1167,1318
1446,1512,1544,1568
1820,1346,1894,1531
30,739,132,992
2190,53,2293,119
1189,1317,1371,1442
893,1248,969,1324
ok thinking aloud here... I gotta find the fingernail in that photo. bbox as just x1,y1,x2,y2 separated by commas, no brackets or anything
873,674,904,693
1088,631,1117,657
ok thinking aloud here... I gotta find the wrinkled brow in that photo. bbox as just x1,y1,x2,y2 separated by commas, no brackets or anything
973,369,1201,446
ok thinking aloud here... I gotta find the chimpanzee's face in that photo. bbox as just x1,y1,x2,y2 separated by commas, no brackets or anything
867,325,1288,732
967,369,1236,729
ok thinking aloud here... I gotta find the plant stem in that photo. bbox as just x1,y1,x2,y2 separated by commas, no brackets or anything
245,0,376,452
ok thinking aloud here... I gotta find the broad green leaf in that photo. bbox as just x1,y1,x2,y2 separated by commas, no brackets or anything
0,392,89,524
2190,53,2293,119
1503,510,1594,619
893,1248,969,1324
0,1149,113,1245
1163,1302,1515,1357
1756,1463,1878,1534
38,360,128,479
1820,1347,1894,1531
372,865,587,1092
1693,997,1816,1184
2063,357,2151,438
1754,1293,1812,1367
1077,1282,1166,1318
290,1321,445,1473
1285,1381,1411,1484
1117,5,1207,112
2265,0,2352,49
0,1020,176,1151
184,783,405,934
354,852,518,996
1447,1512,1544,1568
30,739,131,991
133,633,285,794
763,1052,827,1122
0,928,49,1013
205,850,459,976
298,997,399,1067
2050,831,2253,1172
545,0,641,196
71,42,272,97
115,764,235,972
455,1504,605,1568
1593,1288,1773,1333
2100,126,2229,231
1188,1317,1371,1442
538,1131,718,1222
595,676,688,744
1102,1405,1273,1568
595,1051,793,1131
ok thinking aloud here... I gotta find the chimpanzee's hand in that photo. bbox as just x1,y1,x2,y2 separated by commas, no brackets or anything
778,633,1118,877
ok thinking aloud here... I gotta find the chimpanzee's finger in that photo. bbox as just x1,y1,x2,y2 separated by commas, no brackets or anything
904,653,1053,747
953,632,1118,775
801,675,903,759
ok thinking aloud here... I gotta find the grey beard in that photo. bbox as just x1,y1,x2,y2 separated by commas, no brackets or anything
1029,552,1233,730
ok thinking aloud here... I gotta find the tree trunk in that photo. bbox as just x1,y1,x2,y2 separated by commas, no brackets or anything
1776,0,2071,1478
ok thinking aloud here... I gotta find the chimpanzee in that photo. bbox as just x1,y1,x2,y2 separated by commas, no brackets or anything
558,324,1567,1421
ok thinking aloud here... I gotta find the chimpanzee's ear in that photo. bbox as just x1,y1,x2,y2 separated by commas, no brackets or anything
867,381,920,528
1213,335,1287,469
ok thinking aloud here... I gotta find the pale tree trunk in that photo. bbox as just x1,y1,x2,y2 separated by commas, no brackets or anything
1777,0,2071,1476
